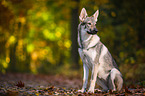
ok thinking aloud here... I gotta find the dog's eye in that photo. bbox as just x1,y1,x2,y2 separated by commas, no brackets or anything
84,25,87,28
81,22,86,25
88,23,91,25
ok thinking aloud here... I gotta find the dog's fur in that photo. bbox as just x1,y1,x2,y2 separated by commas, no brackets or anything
78,8,123,93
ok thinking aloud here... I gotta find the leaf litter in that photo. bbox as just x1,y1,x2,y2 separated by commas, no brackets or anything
0,73,145,96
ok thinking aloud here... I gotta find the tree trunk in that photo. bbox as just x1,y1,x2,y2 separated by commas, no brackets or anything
70,0,80,69
8,42,18,72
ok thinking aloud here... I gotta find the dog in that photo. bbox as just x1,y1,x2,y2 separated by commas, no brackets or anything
78,8,123,93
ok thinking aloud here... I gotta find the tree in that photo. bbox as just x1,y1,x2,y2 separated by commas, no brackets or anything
70,0,80,69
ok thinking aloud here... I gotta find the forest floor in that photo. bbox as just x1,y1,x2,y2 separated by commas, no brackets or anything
0,73,145,96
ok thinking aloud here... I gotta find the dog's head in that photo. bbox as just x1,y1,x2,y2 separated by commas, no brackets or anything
79,8,99,35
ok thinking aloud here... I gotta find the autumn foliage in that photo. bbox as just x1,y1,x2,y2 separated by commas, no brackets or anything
0,0,145,95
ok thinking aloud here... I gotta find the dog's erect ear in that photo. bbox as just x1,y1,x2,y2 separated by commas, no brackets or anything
93,10,99,22
79,8,88,22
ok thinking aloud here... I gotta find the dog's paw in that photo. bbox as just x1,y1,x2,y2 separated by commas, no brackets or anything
95,89,102,93
88,88,94,93
78,89,85,93
107,89,116,93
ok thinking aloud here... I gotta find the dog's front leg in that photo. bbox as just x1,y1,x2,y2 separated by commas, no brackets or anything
78,64,89,93
88,63,99,93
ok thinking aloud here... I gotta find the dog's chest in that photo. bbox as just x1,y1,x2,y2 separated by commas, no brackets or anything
83,48,98,62
80,47,100,69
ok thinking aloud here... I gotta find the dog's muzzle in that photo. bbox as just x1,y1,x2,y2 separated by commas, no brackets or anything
87,28,98,35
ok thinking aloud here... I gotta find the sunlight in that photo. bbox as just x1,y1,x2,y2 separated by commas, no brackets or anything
6,57,10,63
55,31,61,38
9,35,16,44
43,29,49,39
27,44,34,53
2,60,8,69
64,40,71,48
31,52,38,61
19,17,26,24
42,12,49,21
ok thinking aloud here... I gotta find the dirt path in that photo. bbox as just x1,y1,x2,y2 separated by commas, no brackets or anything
0,73,145,95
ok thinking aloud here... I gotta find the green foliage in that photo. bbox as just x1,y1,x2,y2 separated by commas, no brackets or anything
0,0,144,81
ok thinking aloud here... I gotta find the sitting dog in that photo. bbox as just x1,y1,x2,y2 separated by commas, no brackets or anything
78,8,123,93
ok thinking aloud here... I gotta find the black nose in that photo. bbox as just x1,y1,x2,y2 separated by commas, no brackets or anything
87,28,98,35
94,28,98,32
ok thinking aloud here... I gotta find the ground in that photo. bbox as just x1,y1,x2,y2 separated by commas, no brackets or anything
0,73,145,96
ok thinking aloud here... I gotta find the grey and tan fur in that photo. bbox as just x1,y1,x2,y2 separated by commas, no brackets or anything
78,8,123,93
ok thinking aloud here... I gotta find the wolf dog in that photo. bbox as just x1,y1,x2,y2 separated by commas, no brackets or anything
78,8,123,93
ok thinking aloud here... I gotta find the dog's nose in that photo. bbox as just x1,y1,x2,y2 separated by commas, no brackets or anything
87,28,98,35
93,28,98,32
90,28,98,32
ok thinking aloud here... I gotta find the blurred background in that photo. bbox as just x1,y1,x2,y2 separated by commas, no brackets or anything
0,0,144,83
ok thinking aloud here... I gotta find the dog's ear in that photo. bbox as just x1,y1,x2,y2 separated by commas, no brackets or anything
93,10,99,22
79,8,88,22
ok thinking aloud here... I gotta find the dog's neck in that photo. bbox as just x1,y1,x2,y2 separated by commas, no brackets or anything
83,34,100,49
78,23,100,49
80,26,91,41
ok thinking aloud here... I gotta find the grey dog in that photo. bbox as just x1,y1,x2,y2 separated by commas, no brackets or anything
78,8,123,93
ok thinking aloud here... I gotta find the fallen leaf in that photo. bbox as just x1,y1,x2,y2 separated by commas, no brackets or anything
125,87,132,94
15,81,24,88
109,89,113,94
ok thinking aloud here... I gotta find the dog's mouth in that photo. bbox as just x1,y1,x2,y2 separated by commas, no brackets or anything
87,28,98,35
